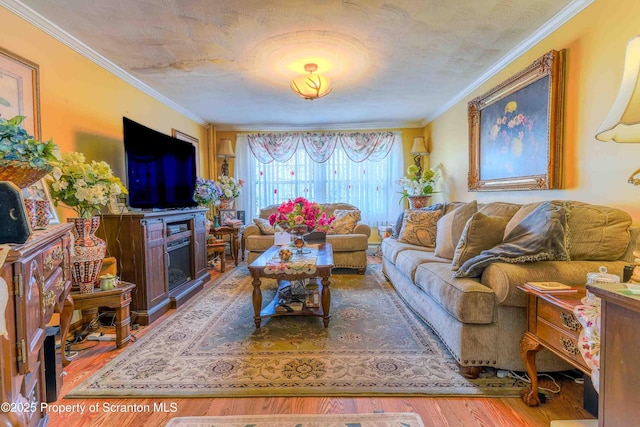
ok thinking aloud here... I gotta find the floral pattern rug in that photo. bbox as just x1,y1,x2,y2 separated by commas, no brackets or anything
67,264,524,398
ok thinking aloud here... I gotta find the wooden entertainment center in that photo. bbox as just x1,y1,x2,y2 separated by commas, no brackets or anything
97,208,210,325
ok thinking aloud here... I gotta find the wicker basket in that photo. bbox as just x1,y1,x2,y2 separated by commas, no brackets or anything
0,160,52,189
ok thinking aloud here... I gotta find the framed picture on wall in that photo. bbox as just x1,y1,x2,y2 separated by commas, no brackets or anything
467,49,565,191
0,47,41,139
172,128,200,174
219,209,237,226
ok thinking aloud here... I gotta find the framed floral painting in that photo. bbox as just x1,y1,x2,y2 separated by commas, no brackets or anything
467,49,565,191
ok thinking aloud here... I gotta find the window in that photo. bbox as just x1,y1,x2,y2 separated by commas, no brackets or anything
235,133,404,226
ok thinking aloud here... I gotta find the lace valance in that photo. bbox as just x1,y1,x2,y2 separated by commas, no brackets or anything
246,131,397,164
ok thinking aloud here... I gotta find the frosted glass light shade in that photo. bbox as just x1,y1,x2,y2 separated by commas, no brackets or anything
596,36,640,142
290,63,332,100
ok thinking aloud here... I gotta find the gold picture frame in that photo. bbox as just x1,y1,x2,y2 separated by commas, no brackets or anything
0,46,41,138
172,128,200,174
467,49,565,191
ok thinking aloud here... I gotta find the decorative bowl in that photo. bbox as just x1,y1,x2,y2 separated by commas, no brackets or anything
279,248,292,261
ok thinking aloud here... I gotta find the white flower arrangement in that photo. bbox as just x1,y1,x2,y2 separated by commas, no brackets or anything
48,152,128,218
398,163,442,201
215,175,244,200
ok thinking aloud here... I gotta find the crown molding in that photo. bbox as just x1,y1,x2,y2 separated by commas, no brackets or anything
1,0,208,127
216,120,424,132
422,0,595,126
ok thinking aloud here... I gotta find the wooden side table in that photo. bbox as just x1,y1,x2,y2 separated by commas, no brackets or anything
212,226,240,266
518,287,589,406
68,281,136,348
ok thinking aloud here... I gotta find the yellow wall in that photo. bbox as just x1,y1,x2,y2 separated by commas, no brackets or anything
215,128,425,178
429,0,640,221
1,7,209,220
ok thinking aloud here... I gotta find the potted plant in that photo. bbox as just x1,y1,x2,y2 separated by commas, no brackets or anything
47,152,127,292
398,163,441,209
0,115,58,188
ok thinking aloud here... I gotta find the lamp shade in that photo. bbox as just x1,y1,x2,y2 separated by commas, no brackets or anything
410,136,429,155
596,36,640,142
217,139,235,158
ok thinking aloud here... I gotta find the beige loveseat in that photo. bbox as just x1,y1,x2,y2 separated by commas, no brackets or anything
244,203,371,273
382,200,638,377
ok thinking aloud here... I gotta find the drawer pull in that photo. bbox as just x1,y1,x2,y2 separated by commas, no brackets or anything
560,337,580,355
560,312,580,331
55,277,65,292
44,247,63,271
42,290,56,316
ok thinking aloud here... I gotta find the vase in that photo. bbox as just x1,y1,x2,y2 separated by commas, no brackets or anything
291,224,313,254
23,199,38,230
68,217,106,293
407,195,432,209
35,200,51,228
218,198,234,210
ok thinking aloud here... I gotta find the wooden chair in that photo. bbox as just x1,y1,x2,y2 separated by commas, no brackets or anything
207,237,226,272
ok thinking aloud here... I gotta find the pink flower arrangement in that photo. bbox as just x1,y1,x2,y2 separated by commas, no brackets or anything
268,197,335,232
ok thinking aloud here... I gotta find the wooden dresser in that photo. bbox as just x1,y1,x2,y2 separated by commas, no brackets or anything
0,224,74,427
587,283,640,427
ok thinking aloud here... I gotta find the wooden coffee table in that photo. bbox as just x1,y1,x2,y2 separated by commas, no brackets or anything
248,243,334,328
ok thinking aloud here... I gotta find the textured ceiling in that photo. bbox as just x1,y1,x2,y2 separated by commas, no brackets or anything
10,0,579,130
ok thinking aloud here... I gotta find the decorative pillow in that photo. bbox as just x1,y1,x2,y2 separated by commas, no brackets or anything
451,212,508,271
454,201,569,278
435,200,478,259
392,203,444,239
327,209,361,235
397,209,442,247
253,218,276,235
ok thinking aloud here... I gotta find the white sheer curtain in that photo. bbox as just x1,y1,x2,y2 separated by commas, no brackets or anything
235,132,403,227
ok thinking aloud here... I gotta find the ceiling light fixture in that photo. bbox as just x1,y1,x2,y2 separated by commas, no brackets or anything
290,63,332,100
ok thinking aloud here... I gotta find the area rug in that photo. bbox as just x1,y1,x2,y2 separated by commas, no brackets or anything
165,412,425,427
67,264,524,398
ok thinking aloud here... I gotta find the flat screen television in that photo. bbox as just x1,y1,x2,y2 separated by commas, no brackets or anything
123,117,197,210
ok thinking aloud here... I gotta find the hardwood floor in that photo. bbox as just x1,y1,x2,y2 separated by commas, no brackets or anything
49,256,595,427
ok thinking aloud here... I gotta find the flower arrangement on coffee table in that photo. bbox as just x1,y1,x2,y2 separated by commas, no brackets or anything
268,197,335,253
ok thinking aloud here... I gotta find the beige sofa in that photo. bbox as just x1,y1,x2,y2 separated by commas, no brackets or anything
382,200,638,377
244,203,371,273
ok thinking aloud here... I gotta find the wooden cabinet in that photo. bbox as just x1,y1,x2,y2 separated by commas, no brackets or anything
1,224,73,427
97,209,210,325
587,283,640,427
